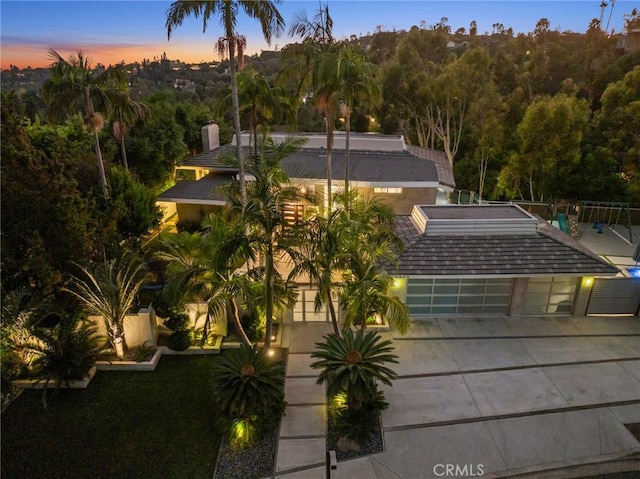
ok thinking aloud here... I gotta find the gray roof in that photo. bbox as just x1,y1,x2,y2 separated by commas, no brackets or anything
405,144,455,188
156,173,233,203
391,216,620,277
280,149,439,184
181,144,451,186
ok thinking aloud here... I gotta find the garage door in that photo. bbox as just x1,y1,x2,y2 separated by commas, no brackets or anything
292,289,336,322
587,278,640,315
406,278,513,316
523,277,578,315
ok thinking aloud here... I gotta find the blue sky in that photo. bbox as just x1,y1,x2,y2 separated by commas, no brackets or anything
1,1,638,69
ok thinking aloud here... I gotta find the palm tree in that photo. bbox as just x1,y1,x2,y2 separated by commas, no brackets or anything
218,66,284,157
211,345,286,447
27,312,107,386
151,215,254,348
339,239,410,335
112,94,149,170
65,251,148,357
166,0,285,205
226,133,307,348
42,49,130,199
279,2,338,209
335,44,382,202
334,192,409,334
288,209,343,335
310,328,398,411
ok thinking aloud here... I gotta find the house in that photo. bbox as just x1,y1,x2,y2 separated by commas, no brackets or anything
386,204,635,318
156,126,456,226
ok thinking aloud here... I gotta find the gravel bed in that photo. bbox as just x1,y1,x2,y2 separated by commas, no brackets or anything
214,427,279,479
326,403,384,461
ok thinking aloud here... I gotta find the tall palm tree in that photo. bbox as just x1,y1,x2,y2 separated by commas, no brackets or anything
279,2,338,209
43,49,131,199
218,66,284,157
166,0,285,206
65,251,148,357
335,44,382,202
226,133,307,348
112,93,149,170
288,209,343,335
151,215,255,348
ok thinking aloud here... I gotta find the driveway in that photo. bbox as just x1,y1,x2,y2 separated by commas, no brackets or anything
273,316,640,479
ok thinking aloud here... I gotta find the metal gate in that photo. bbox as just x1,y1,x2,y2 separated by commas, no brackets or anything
586,277,640,315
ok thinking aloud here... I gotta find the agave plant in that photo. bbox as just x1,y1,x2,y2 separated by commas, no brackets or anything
211,345,286,447
310,328,398,412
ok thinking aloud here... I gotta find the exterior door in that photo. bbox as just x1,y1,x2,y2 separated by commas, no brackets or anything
292,289,336,322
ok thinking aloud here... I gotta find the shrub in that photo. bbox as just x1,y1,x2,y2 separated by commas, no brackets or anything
130,343,156,362
166,330,192,351
240,313,265,341
164,313,189,332
331,390,387,445
28,313,108,385
152,290,183,320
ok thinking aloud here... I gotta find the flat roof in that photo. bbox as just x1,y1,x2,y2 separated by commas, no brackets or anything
156,173,233,204
419,205,533,220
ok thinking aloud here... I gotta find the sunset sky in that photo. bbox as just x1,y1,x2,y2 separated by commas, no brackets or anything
1,1,637,70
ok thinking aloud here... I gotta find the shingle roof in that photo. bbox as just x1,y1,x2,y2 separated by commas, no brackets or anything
181,144,449,186
280,149,439,184
405,144,455,188
390,217,620,277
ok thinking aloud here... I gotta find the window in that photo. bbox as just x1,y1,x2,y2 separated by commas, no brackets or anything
523,277,577,315
373,187,402,194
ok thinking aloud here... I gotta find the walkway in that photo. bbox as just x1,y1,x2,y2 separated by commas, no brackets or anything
269,317,640,478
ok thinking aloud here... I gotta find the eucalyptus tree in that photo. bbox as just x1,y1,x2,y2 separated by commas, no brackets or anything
226,133,307,348
166,0,285,205
65,250,148,357
42,49,131,199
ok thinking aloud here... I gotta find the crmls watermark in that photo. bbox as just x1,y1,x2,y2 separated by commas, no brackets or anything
433,464,485,477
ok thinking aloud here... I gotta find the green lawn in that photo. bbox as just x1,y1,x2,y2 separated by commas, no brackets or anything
1,355,221,479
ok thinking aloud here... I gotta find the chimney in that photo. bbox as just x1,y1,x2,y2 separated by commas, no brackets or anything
201,123,220,152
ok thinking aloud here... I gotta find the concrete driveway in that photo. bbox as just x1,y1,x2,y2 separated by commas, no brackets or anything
273,316,640,479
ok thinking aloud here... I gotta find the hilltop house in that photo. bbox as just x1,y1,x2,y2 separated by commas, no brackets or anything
156,127,637,325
